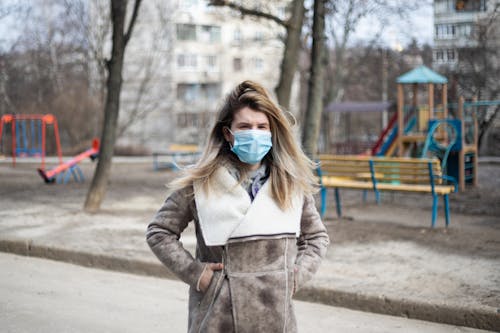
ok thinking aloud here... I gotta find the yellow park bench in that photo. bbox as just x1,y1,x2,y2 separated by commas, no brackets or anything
316,155,458,227
152,144,201,171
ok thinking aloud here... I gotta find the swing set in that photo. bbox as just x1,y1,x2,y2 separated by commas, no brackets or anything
1,114,100,184
0,114,63,169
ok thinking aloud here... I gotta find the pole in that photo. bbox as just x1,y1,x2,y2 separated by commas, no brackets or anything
458,96,465,192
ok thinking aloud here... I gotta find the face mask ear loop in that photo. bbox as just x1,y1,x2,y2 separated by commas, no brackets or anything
224,127,234,149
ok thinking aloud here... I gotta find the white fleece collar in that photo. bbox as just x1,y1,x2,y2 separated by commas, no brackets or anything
193,167,303,246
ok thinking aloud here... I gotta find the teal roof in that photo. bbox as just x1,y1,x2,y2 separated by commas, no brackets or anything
396,65,448,84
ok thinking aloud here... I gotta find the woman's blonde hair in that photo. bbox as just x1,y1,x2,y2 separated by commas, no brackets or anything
171,80,317,209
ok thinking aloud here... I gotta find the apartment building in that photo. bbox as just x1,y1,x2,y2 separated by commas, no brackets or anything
113,0,288,151
433,0,497,68
433,0,500,155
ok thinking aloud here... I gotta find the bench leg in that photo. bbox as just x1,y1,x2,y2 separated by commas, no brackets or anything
431,194,438,228
443,194,450,227
320,186,327,218
153,155,159,171
362,190,367,203
334,188,342,217
375,190,380,205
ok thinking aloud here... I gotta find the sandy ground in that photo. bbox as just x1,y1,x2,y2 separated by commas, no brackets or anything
0,157,499,329
2,157,498,259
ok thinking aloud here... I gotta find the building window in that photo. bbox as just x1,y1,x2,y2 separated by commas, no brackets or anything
435,23,473,39
277,5,286,19
205,55,217,71
435,50,444,61
233,57,242,71
200,25,221,43
446,49,456,61
253,57,264,72
204,83,221,101
435,24,456,39
176,83,221,104
177,84,199,102
455,0,487,12
434,0,456,13
176,24,196,41
254,31,264,41
457,23,472,37
177,54,197,69
176,112,200,128
233,28,242,43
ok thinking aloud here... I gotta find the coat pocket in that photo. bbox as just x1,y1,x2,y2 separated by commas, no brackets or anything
228,270,289,333
199,270,222,312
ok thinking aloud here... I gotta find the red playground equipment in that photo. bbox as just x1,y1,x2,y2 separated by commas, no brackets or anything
1,114,100,184
0,114,63,169
38,139,100,184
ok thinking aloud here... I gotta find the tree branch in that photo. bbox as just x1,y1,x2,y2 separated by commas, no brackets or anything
124,0,142,47
208,0,287,27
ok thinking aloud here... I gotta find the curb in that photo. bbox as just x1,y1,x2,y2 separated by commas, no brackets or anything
294,288,499,331
1,239,498,331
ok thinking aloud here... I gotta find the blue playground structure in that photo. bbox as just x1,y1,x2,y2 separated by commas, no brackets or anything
15,118,43,156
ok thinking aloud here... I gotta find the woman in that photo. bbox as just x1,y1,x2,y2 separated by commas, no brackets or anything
146,81,329,332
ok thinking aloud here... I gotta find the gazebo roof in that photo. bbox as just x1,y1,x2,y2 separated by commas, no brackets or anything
396,65,447,84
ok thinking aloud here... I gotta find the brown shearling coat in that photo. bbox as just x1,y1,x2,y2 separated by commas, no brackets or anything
146,185,329,332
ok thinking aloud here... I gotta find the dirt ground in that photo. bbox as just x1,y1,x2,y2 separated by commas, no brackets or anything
1,157,499,262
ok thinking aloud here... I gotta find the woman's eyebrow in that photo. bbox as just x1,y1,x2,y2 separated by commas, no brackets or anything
234,121,269,126
235,121,251,126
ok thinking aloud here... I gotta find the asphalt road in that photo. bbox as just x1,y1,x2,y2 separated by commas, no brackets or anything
0,253,488,333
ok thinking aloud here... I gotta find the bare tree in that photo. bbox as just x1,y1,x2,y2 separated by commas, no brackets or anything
301,0,326,157
0,1,99,151
208,0,305,111
81,0,174,145
84,0,142,212
452,3,500,148
115,1,176,144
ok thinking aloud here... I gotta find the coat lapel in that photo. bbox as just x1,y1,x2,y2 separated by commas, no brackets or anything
194,167,302,246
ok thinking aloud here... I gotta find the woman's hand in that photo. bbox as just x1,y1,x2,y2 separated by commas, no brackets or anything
198,263,224,293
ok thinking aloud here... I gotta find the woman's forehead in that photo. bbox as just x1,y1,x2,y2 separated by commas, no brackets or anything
233,106,269,124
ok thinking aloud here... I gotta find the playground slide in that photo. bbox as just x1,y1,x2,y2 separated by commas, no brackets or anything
371,112,398,155
38,139,99,183
377,117,417,156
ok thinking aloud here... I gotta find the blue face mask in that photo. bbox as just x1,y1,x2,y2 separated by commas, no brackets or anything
229,129,272,164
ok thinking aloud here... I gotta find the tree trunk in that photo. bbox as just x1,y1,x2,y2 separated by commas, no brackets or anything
275,0,305,111
301,0,326,158
208,0,304,111
84,0,142,212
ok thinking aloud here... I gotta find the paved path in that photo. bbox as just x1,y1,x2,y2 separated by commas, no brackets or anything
0,253,489,333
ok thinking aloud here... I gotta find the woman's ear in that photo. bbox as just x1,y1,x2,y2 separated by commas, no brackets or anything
223,127,233,144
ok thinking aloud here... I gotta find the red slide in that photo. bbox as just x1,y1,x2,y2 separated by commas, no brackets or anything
38,139,99,183
370,113,398,156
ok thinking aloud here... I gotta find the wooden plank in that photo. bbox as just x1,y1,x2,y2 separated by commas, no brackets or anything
167,144,199,153
320,177,374,190
320,178,453,194
376,183,455,194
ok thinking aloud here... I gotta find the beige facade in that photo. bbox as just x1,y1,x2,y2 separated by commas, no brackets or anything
114,0,290,151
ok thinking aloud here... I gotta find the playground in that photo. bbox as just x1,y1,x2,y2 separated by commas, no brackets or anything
0,65,499,329
1,156,499,251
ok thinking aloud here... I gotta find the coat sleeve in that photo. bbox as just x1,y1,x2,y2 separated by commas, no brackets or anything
294,194,330,291
146,185,205,288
